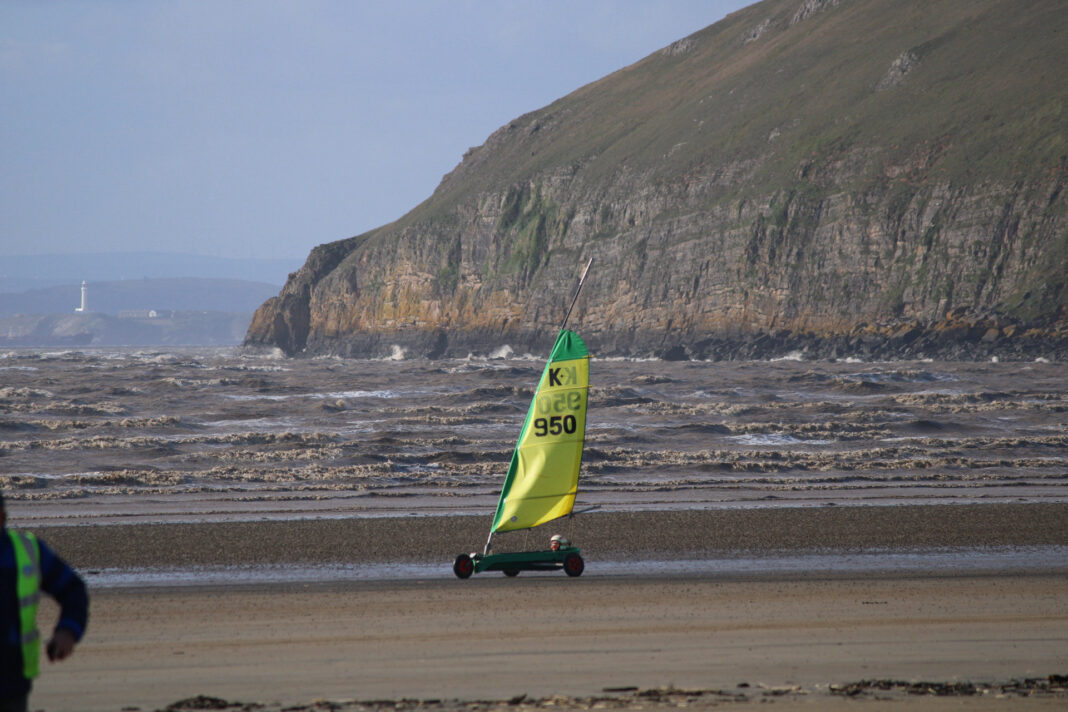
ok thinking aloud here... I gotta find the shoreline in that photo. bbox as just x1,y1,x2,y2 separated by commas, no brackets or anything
30,502,1068,572
250,316,1068,361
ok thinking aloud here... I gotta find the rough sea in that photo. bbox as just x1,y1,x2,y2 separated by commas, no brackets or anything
2,345,1065,530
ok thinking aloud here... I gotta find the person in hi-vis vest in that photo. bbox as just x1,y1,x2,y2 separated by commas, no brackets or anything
0,491,88,712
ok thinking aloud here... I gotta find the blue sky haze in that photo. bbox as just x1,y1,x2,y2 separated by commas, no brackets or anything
2,1,749,264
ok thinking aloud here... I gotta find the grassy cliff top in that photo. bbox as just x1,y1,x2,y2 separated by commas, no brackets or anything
405,0,1065,217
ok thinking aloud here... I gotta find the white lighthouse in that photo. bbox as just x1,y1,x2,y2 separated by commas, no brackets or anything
74,281,88,313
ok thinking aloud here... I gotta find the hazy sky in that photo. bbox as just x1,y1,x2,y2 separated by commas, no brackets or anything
2,1,749,262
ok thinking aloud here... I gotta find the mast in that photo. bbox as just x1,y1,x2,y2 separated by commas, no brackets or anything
483,258,593,555
559,258,593,332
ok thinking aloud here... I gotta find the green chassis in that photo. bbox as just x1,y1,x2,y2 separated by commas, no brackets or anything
453,547,584,578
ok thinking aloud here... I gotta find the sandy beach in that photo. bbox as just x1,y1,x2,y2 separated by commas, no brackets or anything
18,504,1068,711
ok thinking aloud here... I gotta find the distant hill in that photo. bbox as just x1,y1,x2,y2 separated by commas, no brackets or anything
0,277,280,347
246,0,1067,360
0,278,281,317
0,252,296,294
0,311,253,348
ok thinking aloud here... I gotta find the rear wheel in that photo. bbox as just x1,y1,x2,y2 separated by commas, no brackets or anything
453,553,474,579
503,568,520,577
563,552,584,577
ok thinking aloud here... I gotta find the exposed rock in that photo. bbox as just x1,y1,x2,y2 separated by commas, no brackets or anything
877,49,919,90
660,37,695,57
791,0,845,26
742,18,771,43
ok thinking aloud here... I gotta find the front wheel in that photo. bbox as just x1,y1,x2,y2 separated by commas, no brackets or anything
453,553,474,579
563,552,584,577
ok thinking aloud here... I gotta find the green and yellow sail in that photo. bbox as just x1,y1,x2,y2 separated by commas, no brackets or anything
490,329,590,533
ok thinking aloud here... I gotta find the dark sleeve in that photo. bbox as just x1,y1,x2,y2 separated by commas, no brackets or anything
36,539,89,642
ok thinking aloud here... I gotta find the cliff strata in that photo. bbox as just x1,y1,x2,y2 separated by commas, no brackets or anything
246,0,1068,360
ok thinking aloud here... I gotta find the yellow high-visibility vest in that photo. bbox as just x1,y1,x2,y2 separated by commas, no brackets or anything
8,530,41,680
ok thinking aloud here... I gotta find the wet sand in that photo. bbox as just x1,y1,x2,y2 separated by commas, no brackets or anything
32,503,1068,570
24,504,1068,711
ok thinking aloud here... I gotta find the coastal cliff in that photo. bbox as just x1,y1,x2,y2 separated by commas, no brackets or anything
246,0,1068,360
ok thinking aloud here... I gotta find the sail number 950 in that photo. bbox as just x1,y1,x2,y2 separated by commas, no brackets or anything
533,414,577,437
532,391,583,437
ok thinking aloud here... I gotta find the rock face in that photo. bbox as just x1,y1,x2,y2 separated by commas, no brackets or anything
246,0,1068,360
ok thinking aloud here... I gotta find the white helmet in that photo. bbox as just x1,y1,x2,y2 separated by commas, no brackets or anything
550,534,570,547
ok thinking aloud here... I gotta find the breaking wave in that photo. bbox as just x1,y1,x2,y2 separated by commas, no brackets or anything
0,347,1065,524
